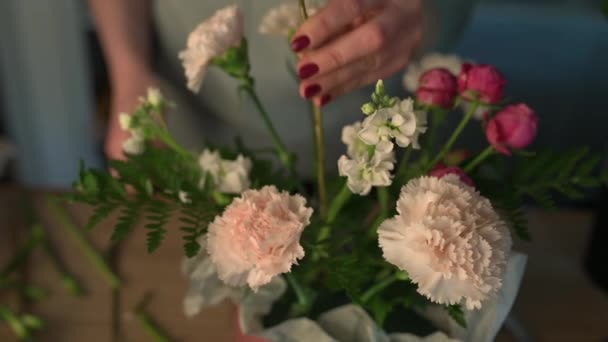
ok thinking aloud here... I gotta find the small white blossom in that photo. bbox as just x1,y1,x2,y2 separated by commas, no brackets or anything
118,113,132,131
359,98,427,153
146,87,163,107
258,1,325,37
178,191,191,204
403,53,464,92
341,121,369,159
179,5,244,92
338,151,395,196
122,136,144,155
198,149,252,194
118,113,145,155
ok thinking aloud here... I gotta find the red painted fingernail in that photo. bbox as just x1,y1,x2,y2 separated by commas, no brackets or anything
320,94,332,106
298,63,319,80
291,35,310,52
304,84,321,99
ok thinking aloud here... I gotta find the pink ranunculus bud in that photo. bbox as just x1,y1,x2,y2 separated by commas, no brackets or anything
458,63,506,104
486,103,538,155
416,68,458,109
430,165,474,187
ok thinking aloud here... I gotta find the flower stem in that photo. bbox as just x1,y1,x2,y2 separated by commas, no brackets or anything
134,295,172,342
428,101,479,171
327,182,352,224
286,273,309,312
243,86,295,171
367,188,390,238
396,147,413,180
298,0,328,220
47,197,121,289
360,271,408,303
463,145,494,173
0,305,30,340
38,224,85,296
0,225,44,277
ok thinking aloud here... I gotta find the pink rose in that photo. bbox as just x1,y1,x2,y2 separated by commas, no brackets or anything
207,186,313,289
486,103,538,155
430,165,474,187
458,63,506,104
416,68,457,109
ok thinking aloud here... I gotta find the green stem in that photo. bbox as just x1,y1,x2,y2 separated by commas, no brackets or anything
298,0,328,220
134,296,172,342
397,147,413,180
0,305,29,340
286,273,309,311
463,145,494,173
298,0,309,19
38,225,85,296
243,86,294,170
0,279,47,301
0,225,44,277
313,97,328,220
327,182,352,224
427,101,479,171
360,273,400,304
378,187,390,218
47,198,122,289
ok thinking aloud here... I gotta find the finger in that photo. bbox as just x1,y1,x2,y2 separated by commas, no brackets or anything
312,38,419,107
291,0,385,52
296,6,411,81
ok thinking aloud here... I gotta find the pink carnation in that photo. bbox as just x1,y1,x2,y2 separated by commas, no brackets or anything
207,186,313,290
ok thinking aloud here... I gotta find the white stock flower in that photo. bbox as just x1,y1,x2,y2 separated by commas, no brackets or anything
338,121,395,195
178,191,191,204
359,98,427,153
341,121,369,159
403,53,464,92
198,149,252,194
118,113,145,155
378,175,512,310
258,1,325,37
146,87,163,107
179,5,244,92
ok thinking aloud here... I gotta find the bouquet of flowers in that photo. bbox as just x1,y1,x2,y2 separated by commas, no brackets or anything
70,2,607,341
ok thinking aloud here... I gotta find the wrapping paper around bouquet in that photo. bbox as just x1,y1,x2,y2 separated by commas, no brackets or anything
251,252,527,342
418,252,528,342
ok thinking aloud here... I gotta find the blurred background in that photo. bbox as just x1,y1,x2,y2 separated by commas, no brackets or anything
0,0,607,341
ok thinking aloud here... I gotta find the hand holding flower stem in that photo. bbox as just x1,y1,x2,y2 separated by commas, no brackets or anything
298,0,328,220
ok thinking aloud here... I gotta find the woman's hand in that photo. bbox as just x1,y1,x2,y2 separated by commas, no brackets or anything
292,0,423,106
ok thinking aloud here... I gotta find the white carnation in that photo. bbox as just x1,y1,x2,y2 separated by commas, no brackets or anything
198,149,252,194
403,53,463,92
359,98,427,152
258,1,325,37
179,5,243,92
378,175,512,310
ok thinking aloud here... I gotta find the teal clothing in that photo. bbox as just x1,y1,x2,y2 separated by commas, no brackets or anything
153,0,476,175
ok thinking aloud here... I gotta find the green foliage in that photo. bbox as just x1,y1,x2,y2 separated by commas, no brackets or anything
445,304,466,328
511,148,606,208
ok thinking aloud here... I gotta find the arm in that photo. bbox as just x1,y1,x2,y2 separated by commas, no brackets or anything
88,0,157,160
88,0,153,84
